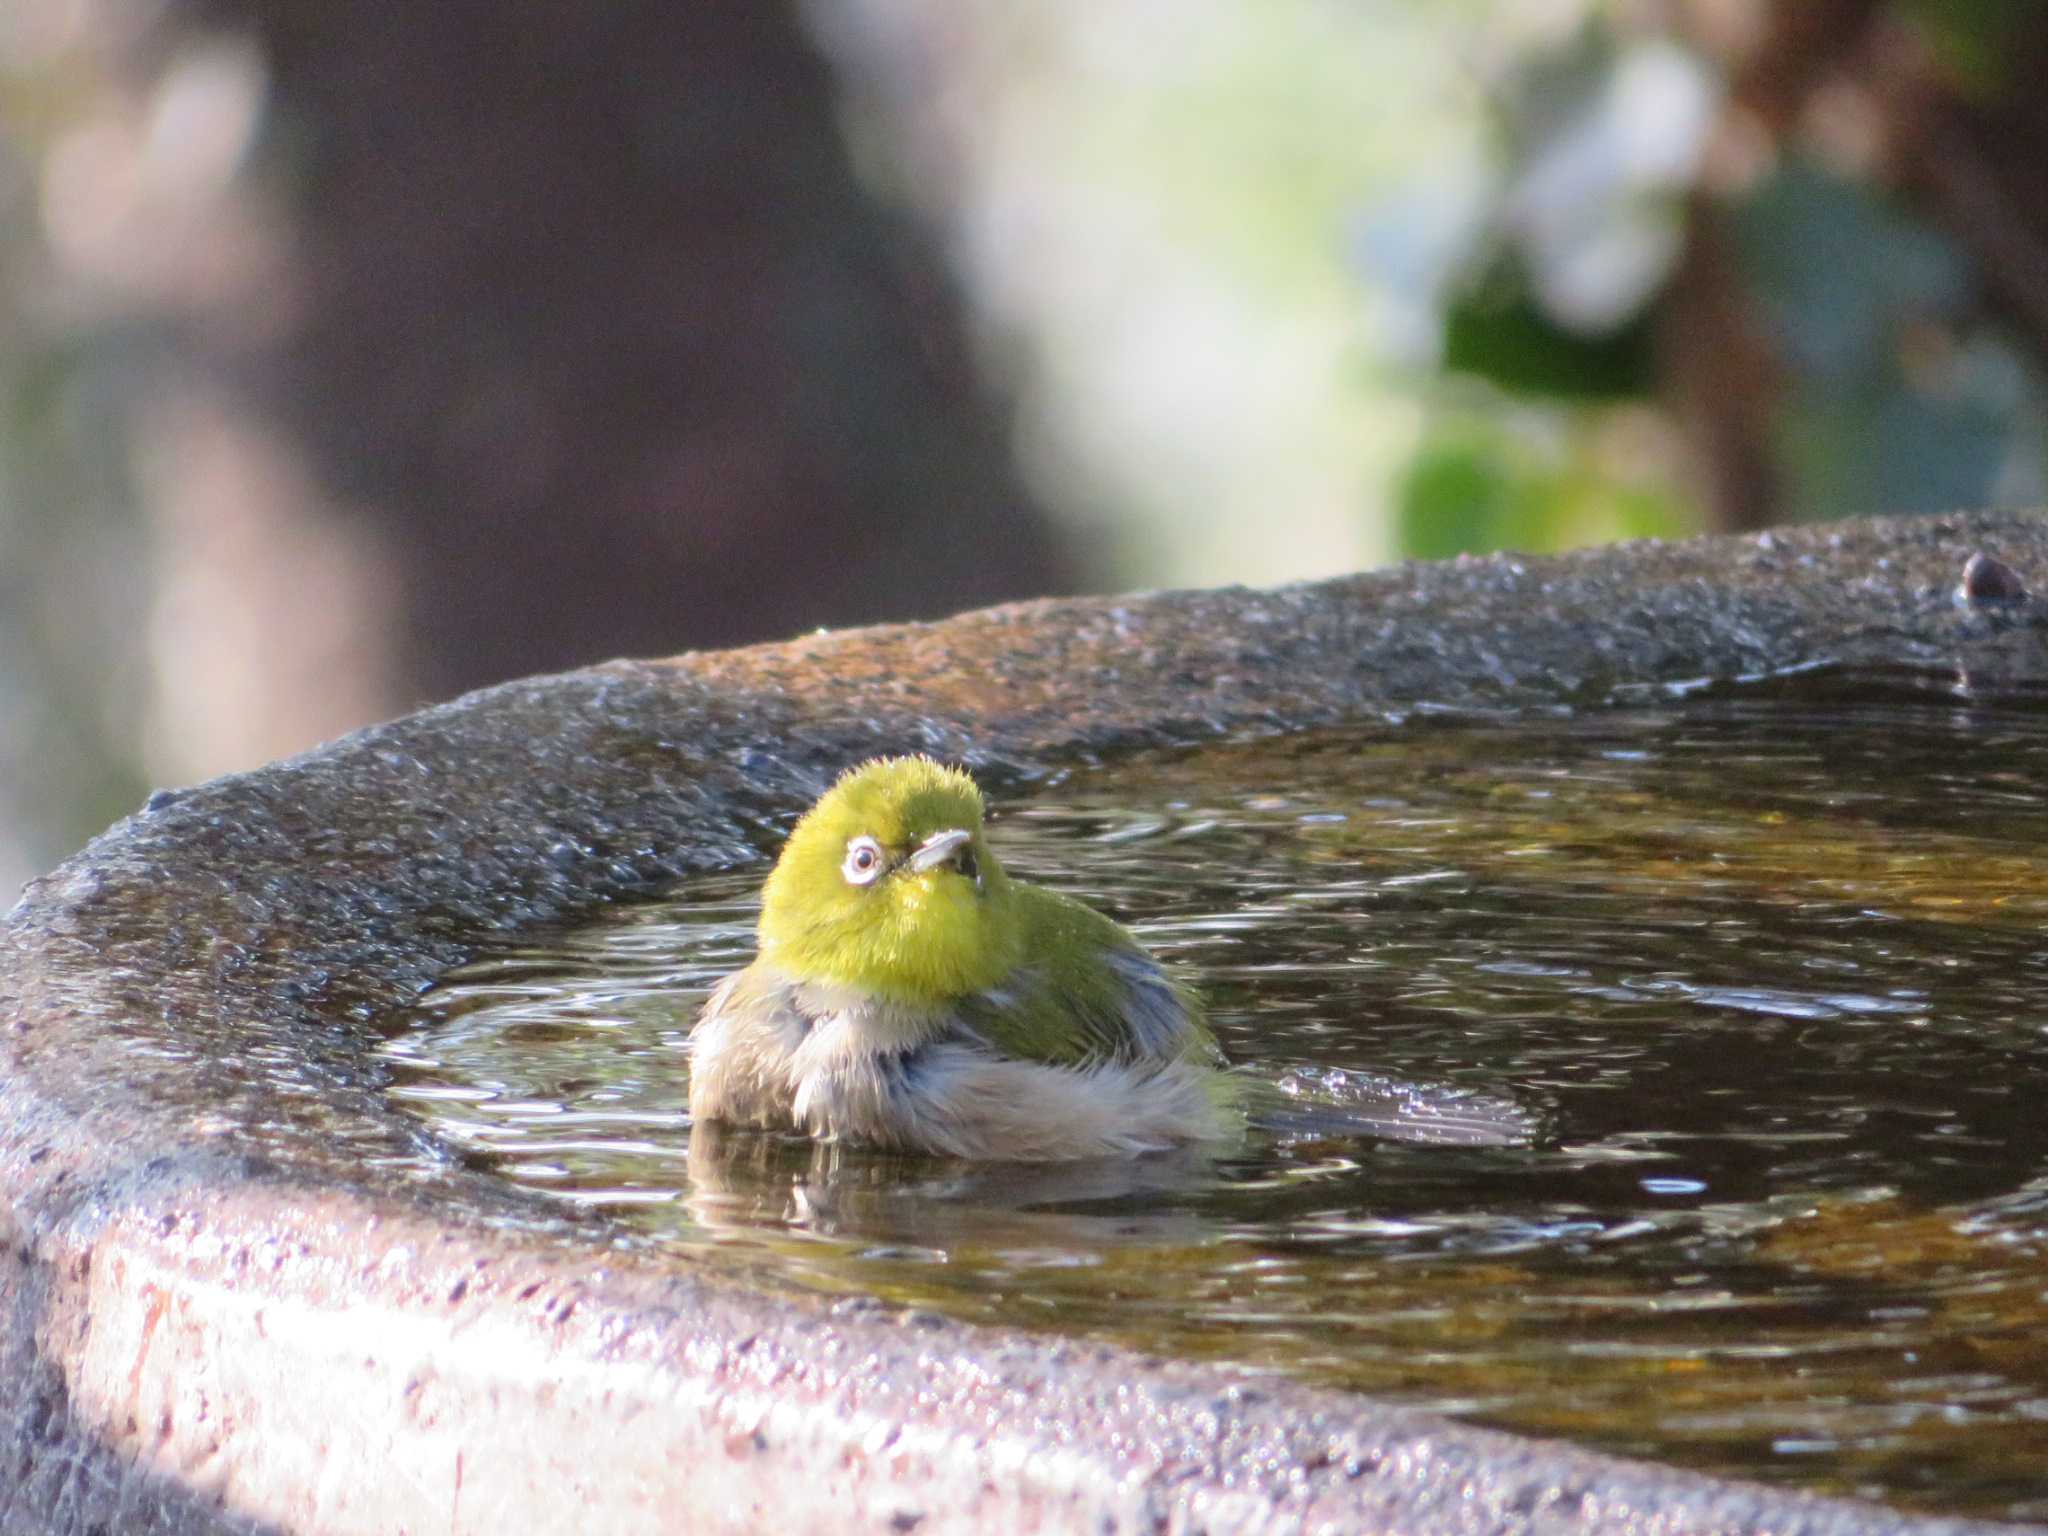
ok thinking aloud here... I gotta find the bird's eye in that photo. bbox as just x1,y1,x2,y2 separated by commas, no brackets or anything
841,836,885,886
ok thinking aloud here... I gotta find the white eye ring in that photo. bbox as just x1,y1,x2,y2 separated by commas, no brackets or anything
841,836,886,886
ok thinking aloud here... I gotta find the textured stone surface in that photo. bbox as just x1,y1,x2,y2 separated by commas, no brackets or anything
4,511,2048,1533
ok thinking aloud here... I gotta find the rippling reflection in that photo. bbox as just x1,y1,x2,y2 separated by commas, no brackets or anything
382,664,2048,1517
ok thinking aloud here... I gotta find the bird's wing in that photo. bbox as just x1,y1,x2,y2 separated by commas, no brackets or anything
954,893,1211,1068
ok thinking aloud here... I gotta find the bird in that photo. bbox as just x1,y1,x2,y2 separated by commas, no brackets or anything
687,755,1241,1160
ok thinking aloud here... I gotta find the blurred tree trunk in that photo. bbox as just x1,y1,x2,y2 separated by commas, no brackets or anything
156,0,1074,732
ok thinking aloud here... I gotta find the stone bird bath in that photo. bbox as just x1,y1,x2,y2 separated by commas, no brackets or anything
4,511,2047,1534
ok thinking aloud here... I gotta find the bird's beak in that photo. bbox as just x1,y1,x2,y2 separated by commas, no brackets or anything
908,828,974,873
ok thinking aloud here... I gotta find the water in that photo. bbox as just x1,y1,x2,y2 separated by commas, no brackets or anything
381,664,2048,1517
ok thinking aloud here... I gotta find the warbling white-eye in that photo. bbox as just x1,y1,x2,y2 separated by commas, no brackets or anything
688,756,1241,1160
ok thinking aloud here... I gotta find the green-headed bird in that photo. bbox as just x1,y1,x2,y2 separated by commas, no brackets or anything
688,756,1241,1160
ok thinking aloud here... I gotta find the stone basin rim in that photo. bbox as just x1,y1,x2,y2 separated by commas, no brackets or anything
5,510,2048,1533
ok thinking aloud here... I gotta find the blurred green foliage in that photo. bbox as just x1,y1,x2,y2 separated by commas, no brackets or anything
1902,0,2036,95
1440,273,1655,402
1735,159,2031,522
1397,418,1685,563
0,27,153,891
1386,4,2048,561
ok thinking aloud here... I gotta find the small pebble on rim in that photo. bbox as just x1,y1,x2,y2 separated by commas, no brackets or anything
1957,552,2027,606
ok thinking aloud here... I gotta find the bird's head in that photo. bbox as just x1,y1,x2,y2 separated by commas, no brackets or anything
757,757,1021,1006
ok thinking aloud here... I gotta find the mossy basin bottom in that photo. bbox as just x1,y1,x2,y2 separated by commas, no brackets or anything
382,664,2048,1519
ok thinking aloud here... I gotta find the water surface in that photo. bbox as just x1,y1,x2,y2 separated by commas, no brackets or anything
383,664,2048,1517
